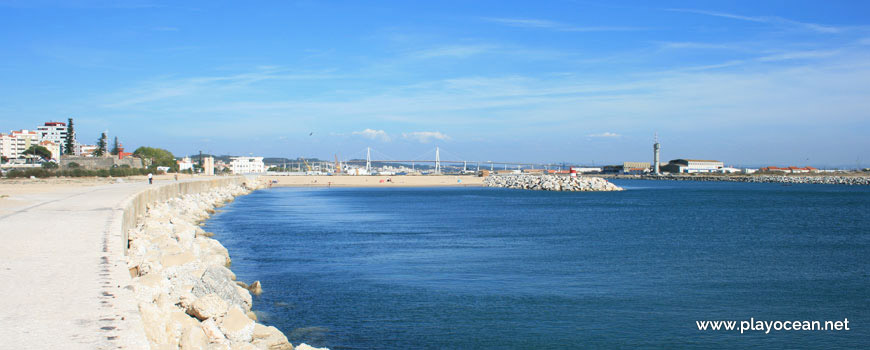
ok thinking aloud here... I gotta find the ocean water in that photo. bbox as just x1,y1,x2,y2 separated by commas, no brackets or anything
204,180,870,349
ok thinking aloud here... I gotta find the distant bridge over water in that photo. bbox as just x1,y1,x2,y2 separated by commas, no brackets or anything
286,146,578,173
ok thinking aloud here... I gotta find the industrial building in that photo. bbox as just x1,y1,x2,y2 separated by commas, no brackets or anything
662,159,724,173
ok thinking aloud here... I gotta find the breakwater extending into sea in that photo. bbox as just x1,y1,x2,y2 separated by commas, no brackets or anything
609,174,870,185
485,174,623,191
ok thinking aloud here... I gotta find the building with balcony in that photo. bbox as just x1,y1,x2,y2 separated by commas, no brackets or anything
37,121,70,154
229,156,265,174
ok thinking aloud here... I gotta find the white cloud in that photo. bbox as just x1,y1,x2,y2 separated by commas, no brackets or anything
484,17,642,32
657,41,737,50
667,9,842,34
402,131,450,143
352,128,390,141
587,132,621,138
411,45,497,59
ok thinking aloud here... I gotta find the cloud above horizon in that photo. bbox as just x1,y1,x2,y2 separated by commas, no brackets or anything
588,132,621,138
483,17,642,32
352,128,391,141
402,131,451,143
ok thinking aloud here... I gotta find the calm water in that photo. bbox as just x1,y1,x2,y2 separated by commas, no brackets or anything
204,180,870,349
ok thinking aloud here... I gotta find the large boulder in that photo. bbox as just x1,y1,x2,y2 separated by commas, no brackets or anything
201,318,228,344
218,306,255,343
134,273,170,303
252,323,293,350
139,302,170,347
193,266,249,311
180,325,208,350
231,343,259,350
188,293,229,321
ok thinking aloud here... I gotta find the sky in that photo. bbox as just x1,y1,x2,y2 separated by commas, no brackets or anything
1,0,869,167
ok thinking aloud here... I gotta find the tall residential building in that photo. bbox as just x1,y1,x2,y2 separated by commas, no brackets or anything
203,156,215,176
0,133,14,159
229,157,265,174
0,130,39,159
37,121,70,154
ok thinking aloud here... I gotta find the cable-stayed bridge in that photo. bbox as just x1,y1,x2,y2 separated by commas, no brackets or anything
332,146,573,173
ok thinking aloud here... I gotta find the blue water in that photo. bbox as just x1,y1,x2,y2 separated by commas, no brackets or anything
205,180,870,349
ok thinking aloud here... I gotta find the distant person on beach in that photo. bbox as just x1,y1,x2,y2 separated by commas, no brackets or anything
148,173,153,184
174,174,178,181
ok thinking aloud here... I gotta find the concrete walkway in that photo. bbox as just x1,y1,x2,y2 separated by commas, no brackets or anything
0,180,160,349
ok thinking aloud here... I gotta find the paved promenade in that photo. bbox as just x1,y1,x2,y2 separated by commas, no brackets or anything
0,180,157,349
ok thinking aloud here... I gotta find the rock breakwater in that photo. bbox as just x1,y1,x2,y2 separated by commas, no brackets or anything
633,174,870,186
485,174,623,191
126,181,327,350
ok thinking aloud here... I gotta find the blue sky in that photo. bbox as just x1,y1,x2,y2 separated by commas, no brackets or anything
1,0,869,167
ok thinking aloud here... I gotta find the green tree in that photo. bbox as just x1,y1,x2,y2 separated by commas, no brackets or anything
1,156,8,163
23,145,52,160
133,146,179,171
42,161,59,169
65,118,75,155
94,132,107,157
110,136,120,155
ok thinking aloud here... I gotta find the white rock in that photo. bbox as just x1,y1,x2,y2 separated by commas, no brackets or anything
189,293,230,321
218,306,255,343
201,318,228,344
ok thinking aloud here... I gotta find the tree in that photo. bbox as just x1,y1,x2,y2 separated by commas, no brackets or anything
94,132,107,157
110,136,120,155
133,146,179,172
65,118,75,155
1,156,7,163
42,162,58,170
23,145,52,160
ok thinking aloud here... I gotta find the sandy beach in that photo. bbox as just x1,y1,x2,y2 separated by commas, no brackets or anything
262,174,485,187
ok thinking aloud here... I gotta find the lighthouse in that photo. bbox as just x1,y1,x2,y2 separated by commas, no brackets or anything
653,133,661,175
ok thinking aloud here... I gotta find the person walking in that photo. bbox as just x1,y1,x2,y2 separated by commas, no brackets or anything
148,172,153,185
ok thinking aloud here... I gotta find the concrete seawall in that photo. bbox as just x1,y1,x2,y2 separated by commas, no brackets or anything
119,176,250,255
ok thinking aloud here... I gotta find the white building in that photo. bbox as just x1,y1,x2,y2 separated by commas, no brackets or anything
203,157,215,176
0,130,40,160
39,140,61,160
0,134,14,160
229,157,265,174
76,144,98,157
571,167,602,174
663,159,724,173
177,157,195,171
37,121,70,154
